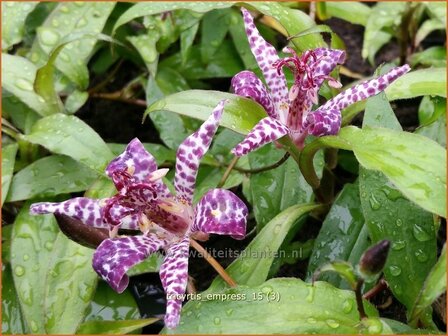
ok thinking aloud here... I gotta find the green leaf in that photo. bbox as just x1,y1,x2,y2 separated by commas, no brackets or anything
29,2,115,88
65,90,89,114
415,18,445,46
2,54,51,116
1,2,38,51
248,144,316,229
2,264,28,334
6,155,98,202
416,115,446,147
76,318,158,335
247,2,325,51
127,30,160,76
416,96,446,147
325,2,371,26
169,278,378,334
384,67,447,100
127,254,163,277
359,91,437,312
314,261,358,290
362,3,407,63
409,245,446,326
23,114,114,173
201,9,232,63
206,203,321,293
145,90,266,135
83,281,140,322
11,205,60,333
307,181,369,289
301,126,446,217
113,1,235,34
44,233,97,334
410,46,446,68
180,22,200,65
1,143,18,205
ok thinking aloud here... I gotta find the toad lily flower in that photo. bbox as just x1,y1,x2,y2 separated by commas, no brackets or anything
30,100,248,329
231,8,410,156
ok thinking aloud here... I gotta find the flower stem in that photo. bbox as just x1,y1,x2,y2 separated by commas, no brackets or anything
236,153,290,174
190,239,237,288
363,278,388,300
217,156,239,188
355,279,367,319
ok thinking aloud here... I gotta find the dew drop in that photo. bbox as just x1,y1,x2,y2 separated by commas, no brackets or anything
15,78,33,91
225,308,233,316
413,225,431,242
60,5,70,13
389,265,401,276
307,317,317,324
342,299,353,313
326,319,339,329
368,194,381,210
273,224,281,234
305,285,315,303
213,317,221,325
392,240,405,251
415,249,428,262
76,18,87,28
30,320,38,332
261,286,273,294
14,265,25,276
395,219,403,227
23,254,30,261
39,28,60,46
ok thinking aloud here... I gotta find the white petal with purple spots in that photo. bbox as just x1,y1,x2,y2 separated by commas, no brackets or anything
231,117,289,156
192,189,248,239
93,234,167,293
174,100,226,203
30,198,108,229
160,236,190,329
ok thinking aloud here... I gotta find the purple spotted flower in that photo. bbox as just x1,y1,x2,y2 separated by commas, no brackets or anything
231,8,410,155
30,100,248,329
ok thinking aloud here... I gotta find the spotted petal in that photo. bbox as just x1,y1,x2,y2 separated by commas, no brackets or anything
160,236,190,329
30,198,108,229
305,65,411,137
174,100,225,202
93,234,167,293
106,138,158,184
231,70,277,119
231,117,289,156
192,189,248,240
241,8,288,122
311,48,346,87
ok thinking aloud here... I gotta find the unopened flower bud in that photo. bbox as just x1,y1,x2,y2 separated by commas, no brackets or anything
359,240,391,277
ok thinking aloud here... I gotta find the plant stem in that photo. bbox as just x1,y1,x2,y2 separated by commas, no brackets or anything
90,91,147,107
190,239,237,288
355,279,367,319
363,278,388,300
217,156,239,188
236,152,290,174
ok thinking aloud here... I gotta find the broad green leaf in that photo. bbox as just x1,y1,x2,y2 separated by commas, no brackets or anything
360,91,437,312
6,155,98,202
325,2,371,26
2,264,28,334
416,96,446,146
384,67,447,100
113,2,235,33
65,90,89,114
146,90,266,135
85,176,116,200
23,114,114,173
1,143,18,205
11,205,59,333
248,143,316,229
415,19,446,46
362,3,407,63
247,2,325,51
2,95,40,134
169,278,378,334
2,225,13,263
207,203,321,293
410,46,446,68
380,318,438,334
180,22,199,65
127,30,160,76
302,126,446,217
416,114,446,147
29,2,115,88
201,8,232,63
1,54,51,116
76,318,158,335
44,233,97,334
409,245,446,325
1,2,38,50
307,181,369,289
83,281,140,322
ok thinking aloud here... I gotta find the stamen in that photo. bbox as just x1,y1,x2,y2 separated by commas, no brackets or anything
148,168,169,182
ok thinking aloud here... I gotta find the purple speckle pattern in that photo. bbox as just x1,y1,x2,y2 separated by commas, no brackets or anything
29,101,249,329
160,236,190,329
192,189,248,239
174,100,226,203
231,9,410,153
93,234,167,292
231,117,289,156
231,70,276,119
241,7,288,121
304,64,411,136
30,198,109,229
